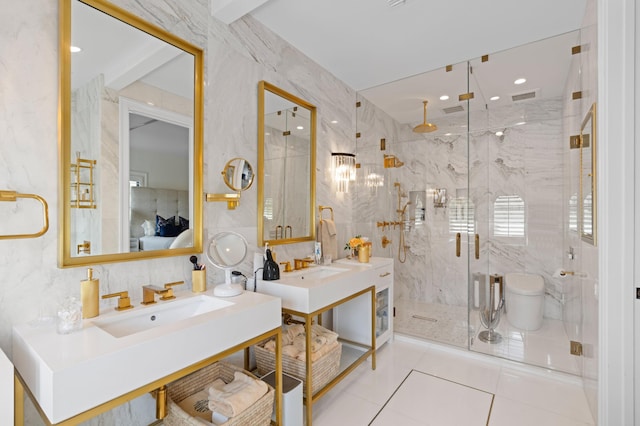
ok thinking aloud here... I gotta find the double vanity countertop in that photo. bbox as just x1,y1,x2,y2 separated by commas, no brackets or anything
257,256,392,313
13,289,281,424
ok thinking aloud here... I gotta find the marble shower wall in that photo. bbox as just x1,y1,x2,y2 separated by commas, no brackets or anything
355,93,568,320
0,1,356,424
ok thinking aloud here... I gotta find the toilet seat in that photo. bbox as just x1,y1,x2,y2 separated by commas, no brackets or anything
505,273,544,295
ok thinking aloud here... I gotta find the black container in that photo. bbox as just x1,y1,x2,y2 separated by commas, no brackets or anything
262,249,280,280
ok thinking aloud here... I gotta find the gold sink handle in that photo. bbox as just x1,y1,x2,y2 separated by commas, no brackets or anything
279,261,293,272
102,291,134,311
161,281,184,300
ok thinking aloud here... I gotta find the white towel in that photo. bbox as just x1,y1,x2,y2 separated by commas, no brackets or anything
208,372,268,418
317,219,338,261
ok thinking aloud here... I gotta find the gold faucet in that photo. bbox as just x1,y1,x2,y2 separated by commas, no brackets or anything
142,285,174,305
279,261,293,272
102,291,134,311
294,258,314,270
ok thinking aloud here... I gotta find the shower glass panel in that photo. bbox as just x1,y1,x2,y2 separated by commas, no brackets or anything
466,32,583,375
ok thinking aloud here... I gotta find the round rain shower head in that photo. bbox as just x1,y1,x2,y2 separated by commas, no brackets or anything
413,100,437,133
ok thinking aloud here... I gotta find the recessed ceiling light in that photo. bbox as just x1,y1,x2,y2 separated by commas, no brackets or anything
296,126,304,130
445,133,452,136
70,46,82,53
265,132,271,136
440,95,449,101
331,120,338,124
515,121,526,126
514,78,527,85
490,96,500,101
495,131,504,136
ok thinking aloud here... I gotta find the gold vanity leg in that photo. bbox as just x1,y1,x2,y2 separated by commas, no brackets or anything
305,314,313,426
155,385,167,419
370,286,376,371
275,327,283,426
244,347,250,371
14,373,24,426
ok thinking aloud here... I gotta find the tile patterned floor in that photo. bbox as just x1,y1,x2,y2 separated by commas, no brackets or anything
310,336,594,426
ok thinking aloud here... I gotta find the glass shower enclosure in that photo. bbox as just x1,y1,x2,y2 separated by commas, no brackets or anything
355,30,585,375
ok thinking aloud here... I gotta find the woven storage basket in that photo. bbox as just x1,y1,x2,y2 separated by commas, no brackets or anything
163,362,274,426
254,340,341,397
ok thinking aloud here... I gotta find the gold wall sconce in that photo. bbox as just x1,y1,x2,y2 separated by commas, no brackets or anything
205,193,240,210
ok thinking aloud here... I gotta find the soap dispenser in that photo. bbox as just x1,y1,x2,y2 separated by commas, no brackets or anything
262,245,280,281
81,268,99,318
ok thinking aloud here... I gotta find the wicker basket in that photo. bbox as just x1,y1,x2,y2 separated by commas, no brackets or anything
254,340,342,397
163,362,274,426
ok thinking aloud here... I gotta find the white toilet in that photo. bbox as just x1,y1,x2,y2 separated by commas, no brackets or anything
505,273,545,331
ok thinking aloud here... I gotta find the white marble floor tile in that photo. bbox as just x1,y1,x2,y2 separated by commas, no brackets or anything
489,396,594,426
414,346,502,393
310,390,381,426
382,370,493,426
496,368,594,424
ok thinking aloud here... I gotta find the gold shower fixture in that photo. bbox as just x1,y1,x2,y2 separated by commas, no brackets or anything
413,100,437,133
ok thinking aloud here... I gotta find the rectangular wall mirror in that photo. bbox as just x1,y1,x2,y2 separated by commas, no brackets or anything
580,102,596,245
258,81,316,246
59,0,204,266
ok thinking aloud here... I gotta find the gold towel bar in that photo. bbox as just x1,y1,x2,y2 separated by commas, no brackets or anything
0,190,49,240
318,205,334,221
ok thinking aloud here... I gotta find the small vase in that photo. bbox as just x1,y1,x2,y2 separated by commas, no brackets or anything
358,247,370,263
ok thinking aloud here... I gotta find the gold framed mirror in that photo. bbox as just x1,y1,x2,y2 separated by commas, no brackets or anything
59,0,204,267
580,102,596,245
258,81,316,246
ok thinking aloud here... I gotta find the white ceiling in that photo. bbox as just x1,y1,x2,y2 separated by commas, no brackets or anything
248,0,587,92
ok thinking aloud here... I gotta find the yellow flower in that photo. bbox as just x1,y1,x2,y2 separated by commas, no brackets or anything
349,237,364,248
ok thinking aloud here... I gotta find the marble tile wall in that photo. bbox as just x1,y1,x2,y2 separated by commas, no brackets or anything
0,1,355,424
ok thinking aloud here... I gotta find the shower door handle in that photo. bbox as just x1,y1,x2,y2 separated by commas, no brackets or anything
475,234,480,259
455,233,461,257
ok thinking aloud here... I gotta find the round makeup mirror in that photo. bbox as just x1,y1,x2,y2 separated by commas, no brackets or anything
222,158,254,192
205,231,248,297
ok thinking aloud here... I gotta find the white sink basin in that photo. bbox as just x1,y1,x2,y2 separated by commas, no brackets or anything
282,266,350,281
93,295,234,338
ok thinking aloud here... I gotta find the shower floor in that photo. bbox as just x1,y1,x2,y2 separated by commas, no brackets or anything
394,298,580,375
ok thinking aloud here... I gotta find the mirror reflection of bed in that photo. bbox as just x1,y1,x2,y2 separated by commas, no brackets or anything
130,187,192,251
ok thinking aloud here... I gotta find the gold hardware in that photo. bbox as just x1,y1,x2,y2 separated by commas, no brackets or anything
572,91,582,100
294,258,314,270
559,270,576,276
356,163,361,169
380,138,386,150
102,291,134,311
384,154,404,168
481,54,489,62
570,340,583,356
319,205,334,221
572,45,582,55
456,233,461,257
77,240,91,255
0,190,49,240
155,385,168,419
445,64,453,72
381,235,391,248
379,272,391,278
70,157,97,209
475,234,480,260
356,101,361,107
570,135,582,149
283,130,291,136
356,132,361,138
141,285,172,305
205,192,240,209
459,92,475,101
280,261,293,272
161,281,184,300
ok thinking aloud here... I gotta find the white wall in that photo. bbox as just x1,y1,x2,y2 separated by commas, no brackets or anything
0,0,355,423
